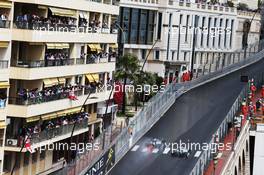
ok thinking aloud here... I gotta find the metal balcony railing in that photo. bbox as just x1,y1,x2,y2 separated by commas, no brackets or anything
0,20,10,28
8,87,97,106
15,59,75,68
12,56,115,68
30,118,88,144
6,118,88,147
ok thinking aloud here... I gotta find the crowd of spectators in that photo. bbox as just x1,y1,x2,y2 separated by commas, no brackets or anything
16,84,90,104
17,112,89,143
45,52,70,66
15,13,77,29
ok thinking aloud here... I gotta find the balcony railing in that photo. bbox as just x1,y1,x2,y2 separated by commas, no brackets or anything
6,118,88,147
13,21,116,34
0,60,8,69
15,59,75,68
12,56,116,68
8,87,97,106
0,20,10,29
31,118,88,144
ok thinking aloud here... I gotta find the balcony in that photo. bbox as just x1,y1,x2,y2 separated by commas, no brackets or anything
169,1,236,14
0,60,9,82
12,21,117,43
7,87,112,117
9,57,115,80
11,0,119,15
5,118,89,150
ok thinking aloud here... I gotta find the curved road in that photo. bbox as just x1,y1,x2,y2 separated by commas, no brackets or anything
109,58,264,175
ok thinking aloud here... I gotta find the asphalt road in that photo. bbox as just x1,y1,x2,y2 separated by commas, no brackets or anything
109,59,264,175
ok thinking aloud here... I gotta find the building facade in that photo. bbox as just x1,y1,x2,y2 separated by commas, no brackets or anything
118,0,260,82
0,0,119,174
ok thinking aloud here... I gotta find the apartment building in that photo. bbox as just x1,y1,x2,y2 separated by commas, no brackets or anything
0,0,119,174
118,0,260,82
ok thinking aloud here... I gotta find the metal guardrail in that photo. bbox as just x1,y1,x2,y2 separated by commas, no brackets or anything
59,39,264,175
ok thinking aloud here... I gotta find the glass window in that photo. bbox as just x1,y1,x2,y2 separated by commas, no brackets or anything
139,10,148,44
147,11,155,44
122,8,130,43
157,13,162,40
171,51,175,60
130,8,139,44
185,15,190,42
207,17,211,47
141,49,146,59
155,50,160,60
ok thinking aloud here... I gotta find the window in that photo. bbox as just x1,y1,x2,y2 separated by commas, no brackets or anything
139,10,148,44
166,13,172,60
207,17,211,47
147,11,155,44
171,51,175,60
130,9,139,44
213,18,217,48
122,7,130,43
201,17,206,47
157,12,162,40
229,20,234,48
185,15,190,42
218,18,223,48
224,19,228,48
141,49,146,59
155,50,160,60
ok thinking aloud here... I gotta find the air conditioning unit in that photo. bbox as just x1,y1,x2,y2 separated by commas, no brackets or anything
6,139,18,146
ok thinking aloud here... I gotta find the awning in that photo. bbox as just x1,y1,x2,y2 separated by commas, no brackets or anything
0,1,12,8
58,78,66,84
93,44,102,51
26,116,40,123
41,113,57,121
43,78,58,87
46,43,69,49
86,74,99,83
0,82,9,89
0,121,6,129
109,43,118,49
50,78,59,86
0,42,9,48
87,44,97,52
57,107,82,117
49,7,76,18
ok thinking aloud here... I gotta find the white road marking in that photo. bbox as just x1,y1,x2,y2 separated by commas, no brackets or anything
194,151,202,157
131,145,140,152
152,148,159,153
163,147,171,154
